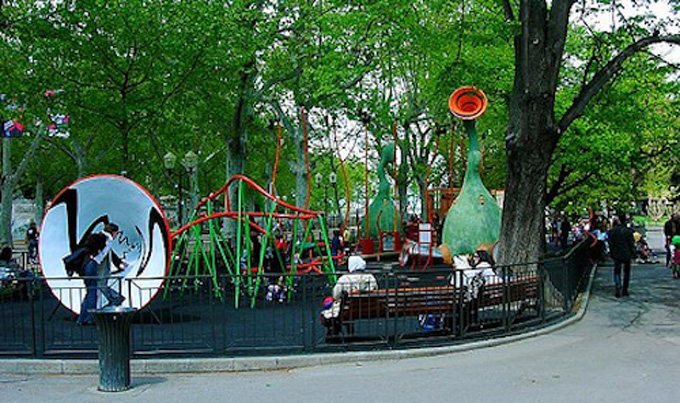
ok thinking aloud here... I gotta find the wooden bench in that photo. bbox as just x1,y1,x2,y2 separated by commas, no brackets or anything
325,276,541,336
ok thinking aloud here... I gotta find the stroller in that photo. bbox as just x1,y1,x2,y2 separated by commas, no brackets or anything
634,232,659,264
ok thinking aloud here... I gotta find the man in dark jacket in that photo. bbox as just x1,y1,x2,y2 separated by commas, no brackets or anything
664,213,679,266
609,217,636,298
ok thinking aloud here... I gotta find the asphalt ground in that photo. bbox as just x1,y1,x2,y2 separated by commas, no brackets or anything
1,228,678,402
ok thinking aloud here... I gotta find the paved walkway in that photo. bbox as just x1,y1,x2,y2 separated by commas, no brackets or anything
2,228,679,402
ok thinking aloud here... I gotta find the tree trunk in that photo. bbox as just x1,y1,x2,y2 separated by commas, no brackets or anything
35,179,43,225
414,175,427,220
294,147,307,209
0,181,12,246
497,0,562,265
1,138,12,246
498,146,551,264
224,146,245,238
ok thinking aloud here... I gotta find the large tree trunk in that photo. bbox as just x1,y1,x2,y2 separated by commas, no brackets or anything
292,128,307,209
34,179,43,225
498,141,552,264
497,0,561,264
224,139,246,239
0,181,12,246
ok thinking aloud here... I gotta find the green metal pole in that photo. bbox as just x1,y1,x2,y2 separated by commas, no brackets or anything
317,216,337,284
250,204,276,308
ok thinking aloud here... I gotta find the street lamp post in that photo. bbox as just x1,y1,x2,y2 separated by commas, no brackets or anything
315,172,324,240
163,152,183,225
183,151,199,217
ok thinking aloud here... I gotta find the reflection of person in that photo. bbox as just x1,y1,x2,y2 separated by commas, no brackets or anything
93,223,127,308
77,233,107,325
332,256,377,299
26,221,39,262
609,217,635,298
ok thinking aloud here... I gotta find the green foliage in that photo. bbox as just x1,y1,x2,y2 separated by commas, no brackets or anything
1,0,678,234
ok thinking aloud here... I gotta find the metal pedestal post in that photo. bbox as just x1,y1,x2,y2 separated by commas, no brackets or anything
91,306,137,392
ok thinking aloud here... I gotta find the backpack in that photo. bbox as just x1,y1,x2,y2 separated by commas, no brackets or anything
63,247,90,277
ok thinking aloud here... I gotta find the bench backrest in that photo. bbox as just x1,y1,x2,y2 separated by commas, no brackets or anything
341,277,540,320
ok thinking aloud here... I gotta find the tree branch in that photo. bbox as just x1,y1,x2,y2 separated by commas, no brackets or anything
11,127,44,187
558,35,680,135
499,0,515,21
546,164,574,204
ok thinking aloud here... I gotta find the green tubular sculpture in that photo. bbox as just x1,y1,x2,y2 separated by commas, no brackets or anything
363,142,400,241
442,87,502,256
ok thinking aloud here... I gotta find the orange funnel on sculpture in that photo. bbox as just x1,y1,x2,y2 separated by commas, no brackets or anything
448,87,487,120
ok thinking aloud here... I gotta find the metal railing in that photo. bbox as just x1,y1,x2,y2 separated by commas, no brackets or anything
0,241,594,358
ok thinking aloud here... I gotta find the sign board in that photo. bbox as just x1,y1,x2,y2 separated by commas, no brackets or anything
418,223,432,244
382,233,394,252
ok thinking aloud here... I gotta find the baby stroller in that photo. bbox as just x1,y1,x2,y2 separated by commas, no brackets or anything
634,232,659,264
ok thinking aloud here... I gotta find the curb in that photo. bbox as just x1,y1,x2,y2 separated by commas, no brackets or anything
1,265,598,375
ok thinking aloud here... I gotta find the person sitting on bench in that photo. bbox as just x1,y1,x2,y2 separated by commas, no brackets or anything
332,256,377,299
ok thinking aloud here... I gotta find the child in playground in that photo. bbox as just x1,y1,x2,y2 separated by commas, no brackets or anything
266,276,286,303
671,235,680,279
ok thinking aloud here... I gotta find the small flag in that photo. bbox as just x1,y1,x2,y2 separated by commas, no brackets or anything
48,114,70,138
3,119,24,137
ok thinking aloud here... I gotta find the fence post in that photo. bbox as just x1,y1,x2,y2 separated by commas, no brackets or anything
31,279,45,357
455,270,465,338
562,256,569,313
302,274,311,352
501,265,510,333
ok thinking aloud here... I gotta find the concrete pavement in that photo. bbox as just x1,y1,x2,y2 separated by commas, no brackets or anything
2,227,679,402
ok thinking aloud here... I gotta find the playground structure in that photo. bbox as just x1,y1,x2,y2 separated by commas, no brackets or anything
426,187,504,222
441,87,502,257
360,142,402,257
168,174,337,308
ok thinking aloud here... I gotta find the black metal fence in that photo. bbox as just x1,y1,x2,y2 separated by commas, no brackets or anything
0,241,593,358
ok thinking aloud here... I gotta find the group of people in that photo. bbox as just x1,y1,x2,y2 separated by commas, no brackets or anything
549,214,573,248
259,229,346,304
320,247,502,333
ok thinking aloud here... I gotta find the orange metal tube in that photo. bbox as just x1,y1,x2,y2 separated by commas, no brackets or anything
364,121,370,239
393,120,399,233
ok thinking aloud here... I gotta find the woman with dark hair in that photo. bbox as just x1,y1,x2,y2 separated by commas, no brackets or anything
0,247,15,266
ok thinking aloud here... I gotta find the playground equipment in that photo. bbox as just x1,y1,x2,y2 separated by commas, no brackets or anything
40,175,337,315
441,87,502,256
361,143,401,256
170,174,337,308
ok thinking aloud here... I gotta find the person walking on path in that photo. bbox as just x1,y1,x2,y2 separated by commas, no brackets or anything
664,213,679,267
560,216,571,248
26,221,39,263
609,217,636,298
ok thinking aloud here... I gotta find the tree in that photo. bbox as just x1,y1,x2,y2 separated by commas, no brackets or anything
497,0,680,264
